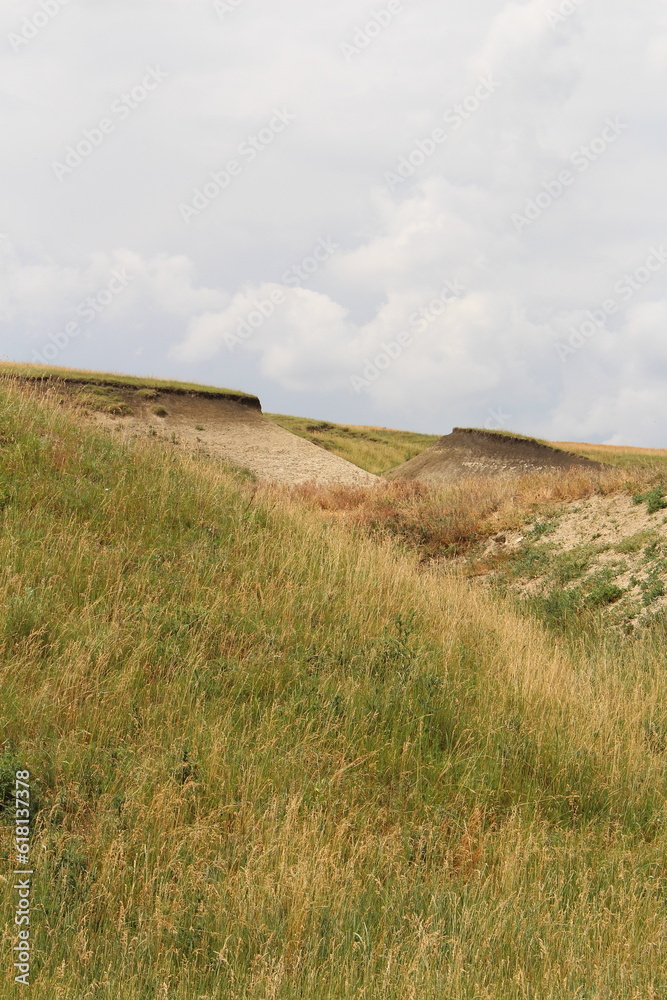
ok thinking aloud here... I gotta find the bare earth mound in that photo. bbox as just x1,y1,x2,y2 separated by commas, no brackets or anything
71,384,377,487
385,428,604,486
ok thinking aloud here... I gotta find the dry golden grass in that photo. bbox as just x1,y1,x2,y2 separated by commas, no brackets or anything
286,466,639,559
552,439,667,472
2,382,667,998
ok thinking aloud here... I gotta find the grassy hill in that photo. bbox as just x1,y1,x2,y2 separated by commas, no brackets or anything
0,361,260,406
4,362,666,477
267,416,667,476
266,413,438,475
552,439,667,472
2,380,667,997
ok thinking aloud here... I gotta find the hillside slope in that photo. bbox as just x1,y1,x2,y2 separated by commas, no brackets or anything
0,365,377,487
386,427,603,485
1,381,667,998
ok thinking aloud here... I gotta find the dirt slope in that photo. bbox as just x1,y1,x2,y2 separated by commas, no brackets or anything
108,395,378,486
385,428,604,486
22,379,379,487
470,490,667,629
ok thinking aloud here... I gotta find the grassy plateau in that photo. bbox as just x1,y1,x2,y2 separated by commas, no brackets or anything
1,378,667,998
0,362,259,405
551,440,667,474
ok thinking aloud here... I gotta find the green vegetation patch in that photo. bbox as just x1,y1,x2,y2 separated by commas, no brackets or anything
74,385,133,416
586,578,625,607
551,545,598,585
616,530,659,554
528,520,558,540
633,484,667,514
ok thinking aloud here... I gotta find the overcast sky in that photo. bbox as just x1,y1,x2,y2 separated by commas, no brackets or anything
1,0,666,443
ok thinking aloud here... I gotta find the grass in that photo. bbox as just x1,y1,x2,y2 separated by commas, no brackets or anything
72,384,134,416
616,530,658,554
466,427,553,446
3,382,667,997
292,466,634,560
265,413,438,475
552,440,667,473
633,484,667,514
0,361,260,406
266,421,667,478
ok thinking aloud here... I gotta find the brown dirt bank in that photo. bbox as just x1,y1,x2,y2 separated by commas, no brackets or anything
385,428,605,487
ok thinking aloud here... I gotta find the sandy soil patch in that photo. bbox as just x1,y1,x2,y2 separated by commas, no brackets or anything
61,385,379,487
476,491,667,626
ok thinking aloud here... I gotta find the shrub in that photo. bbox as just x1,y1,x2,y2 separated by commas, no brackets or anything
74,386,133,416
291,466,631,562
633,485,667,514
587,582,624,607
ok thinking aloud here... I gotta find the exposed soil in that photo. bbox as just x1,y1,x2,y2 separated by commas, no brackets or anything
385,428,604,486
468,491,667,628
44,382,379,487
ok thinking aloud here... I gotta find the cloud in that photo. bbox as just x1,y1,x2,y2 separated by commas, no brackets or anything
1,0,667,442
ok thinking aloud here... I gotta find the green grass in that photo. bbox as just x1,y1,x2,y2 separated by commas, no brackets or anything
0,361,260,406
73,384,134,416
467,427,552,445
616,530,659,554
3,383,667,997
634,484,667,514
266,413,438,474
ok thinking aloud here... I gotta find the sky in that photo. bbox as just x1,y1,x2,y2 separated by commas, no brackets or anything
1,0,666,444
